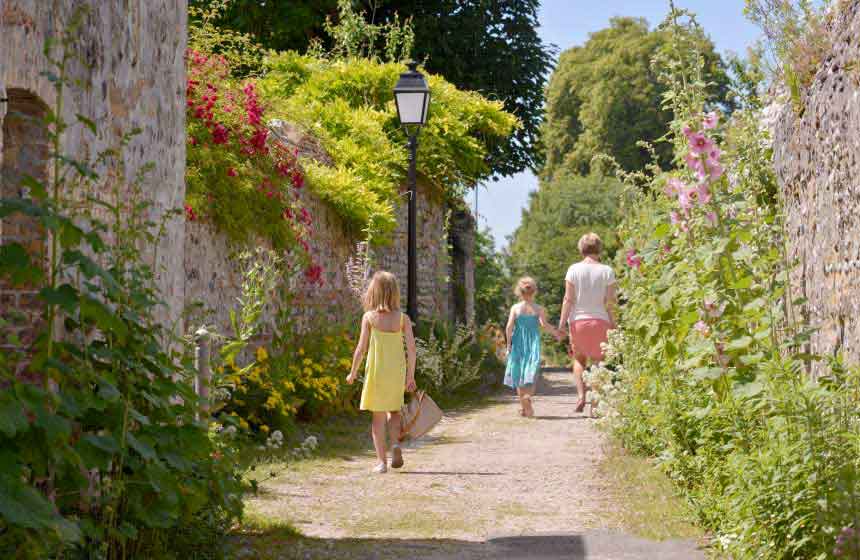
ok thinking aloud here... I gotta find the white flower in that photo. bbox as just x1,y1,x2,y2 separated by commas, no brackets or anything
271,430,284,442
303,435,318,450
224,425,238,436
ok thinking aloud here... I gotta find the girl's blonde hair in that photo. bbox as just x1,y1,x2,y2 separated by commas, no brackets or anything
362,271,401,312
514,276,537,298
578,232,603,256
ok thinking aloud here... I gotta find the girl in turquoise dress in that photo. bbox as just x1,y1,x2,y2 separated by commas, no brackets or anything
504,277,562,417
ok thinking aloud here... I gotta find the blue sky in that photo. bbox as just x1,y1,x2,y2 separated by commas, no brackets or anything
476,0,763,248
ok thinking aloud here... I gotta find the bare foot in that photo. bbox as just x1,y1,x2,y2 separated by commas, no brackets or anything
575,400,586,413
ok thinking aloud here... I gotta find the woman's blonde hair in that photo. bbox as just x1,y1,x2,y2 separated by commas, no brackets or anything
578,232,603,256
514,276,538,298
362,271,401,312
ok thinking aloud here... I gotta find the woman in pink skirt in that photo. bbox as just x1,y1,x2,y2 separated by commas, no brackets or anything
558,232,618,413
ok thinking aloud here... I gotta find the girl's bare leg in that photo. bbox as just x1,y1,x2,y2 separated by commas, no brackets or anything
522,385,535,417
371,412,388,464
387,411,404,468
516,387,527,415
573,354,588,412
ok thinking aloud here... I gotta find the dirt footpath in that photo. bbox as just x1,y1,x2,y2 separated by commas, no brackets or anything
243,370,706,559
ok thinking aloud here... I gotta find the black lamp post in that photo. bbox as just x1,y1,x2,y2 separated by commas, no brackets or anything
393,61,430,323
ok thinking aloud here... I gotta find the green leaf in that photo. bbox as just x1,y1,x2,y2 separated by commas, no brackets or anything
20,175,48,200
97,379,121,402
127,432,157,462
0,393,29,437
733,381,764,399
740,352,765,365
0,243,42,285
730,275,753,290
39,284,79,313
692,367,723,380
0,474,81,542
80,297,128,343
76,113,97,135
725,336,753,351
81,433,120,454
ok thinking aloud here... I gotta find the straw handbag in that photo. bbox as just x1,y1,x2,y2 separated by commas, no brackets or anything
399,390,443,442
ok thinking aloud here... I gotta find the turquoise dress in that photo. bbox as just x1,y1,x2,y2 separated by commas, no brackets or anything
504,314,541,388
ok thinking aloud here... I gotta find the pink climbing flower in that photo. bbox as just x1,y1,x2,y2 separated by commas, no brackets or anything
702,111,719,130
227,167,237,177
696,183,712,205
678,188,692,210
664,177,686,197
707,161,724,180
626,249,642,269
685,153,704,174
688,132,714,155
212,123,229,145
670,211,682,226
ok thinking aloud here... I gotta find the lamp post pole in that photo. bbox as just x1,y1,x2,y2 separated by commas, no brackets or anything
407,132,419,323
392,60,430,324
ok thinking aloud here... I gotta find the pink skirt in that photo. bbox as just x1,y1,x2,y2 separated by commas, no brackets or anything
569,319,611,361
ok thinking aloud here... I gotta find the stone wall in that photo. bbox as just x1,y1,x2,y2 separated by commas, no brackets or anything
771,0,860,371
182,121,470,339
0,0,188,334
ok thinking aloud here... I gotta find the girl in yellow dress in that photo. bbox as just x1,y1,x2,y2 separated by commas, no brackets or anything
347,271,417,473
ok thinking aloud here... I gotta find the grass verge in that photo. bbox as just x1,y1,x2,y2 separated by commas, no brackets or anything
597,439,702,542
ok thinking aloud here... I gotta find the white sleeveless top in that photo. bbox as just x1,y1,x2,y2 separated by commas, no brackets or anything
565,261,616,323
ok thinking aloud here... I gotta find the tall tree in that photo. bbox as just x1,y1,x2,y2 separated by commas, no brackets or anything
372,0,554,177
507,172,624,323
190,0,553,178
542,17,732,182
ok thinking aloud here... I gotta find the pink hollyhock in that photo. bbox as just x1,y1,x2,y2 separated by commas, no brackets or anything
694,320,710,336
696,183,712,205
704,298,726,318
687,186,702,206
685,153,704,174
688,132,714,155
678,188,692,210
664,177,686,197
708,146,721,162
682,125,695,138
670,211,683,226
626,249,642,269
702,111,719,129
227,167,237,177
707,160,724,180
706,211,718,226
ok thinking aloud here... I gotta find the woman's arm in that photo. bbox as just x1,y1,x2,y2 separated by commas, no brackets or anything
605,283,618,329
346,313,371,384
403,316,417,392
505,305,517,353
558,280,576,332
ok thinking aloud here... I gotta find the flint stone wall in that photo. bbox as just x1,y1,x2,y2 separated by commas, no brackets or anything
771,0,860,371
0,0,188,334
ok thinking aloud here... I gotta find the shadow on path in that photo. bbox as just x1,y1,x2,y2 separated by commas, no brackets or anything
231,530,706,559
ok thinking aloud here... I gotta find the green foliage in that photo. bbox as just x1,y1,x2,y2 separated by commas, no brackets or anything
188,0,266,76
0,19,242,558
474,228,512,328
508,172,623,323
192,0,552,177
541,16,733,181
414,324,493,403
260,53,518,241
744,0,833,111
598,7,860,558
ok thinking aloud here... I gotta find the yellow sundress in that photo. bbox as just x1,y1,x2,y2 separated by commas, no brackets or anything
360,313,407,412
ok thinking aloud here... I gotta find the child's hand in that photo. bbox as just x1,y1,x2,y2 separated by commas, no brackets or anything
346,372,358,385
405,376,417,392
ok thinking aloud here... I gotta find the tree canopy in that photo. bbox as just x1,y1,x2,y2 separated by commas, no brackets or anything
507,172,624,322
190,0,553,178
541,17,732,182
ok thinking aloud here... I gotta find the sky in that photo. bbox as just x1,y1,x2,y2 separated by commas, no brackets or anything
476,0,763,249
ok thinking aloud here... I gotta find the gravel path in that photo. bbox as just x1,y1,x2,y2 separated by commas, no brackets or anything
245,370,706,559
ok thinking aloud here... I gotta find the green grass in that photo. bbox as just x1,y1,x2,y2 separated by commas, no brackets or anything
597,440,703,542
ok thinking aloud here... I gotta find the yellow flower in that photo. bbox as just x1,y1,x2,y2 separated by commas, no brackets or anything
238,418,249,430
298,348,305,356
256,346,269,362
260,424,270,433
339,358,352,369
303,358,312,366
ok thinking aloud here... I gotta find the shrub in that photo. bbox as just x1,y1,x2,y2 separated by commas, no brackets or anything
0,17,242,558
415,324,488,401
594,7,860,559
